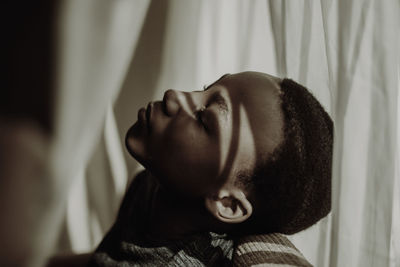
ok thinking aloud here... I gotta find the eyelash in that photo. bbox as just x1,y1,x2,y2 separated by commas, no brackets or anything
196,106,207,127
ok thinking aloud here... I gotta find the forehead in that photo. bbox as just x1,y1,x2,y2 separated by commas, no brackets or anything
218,72,281,96
216,72,282,115
216,72,284,158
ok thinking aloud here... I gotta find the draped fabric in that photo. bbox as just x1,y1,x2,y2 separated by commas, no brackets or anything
7,0,398,266
52,0,150,252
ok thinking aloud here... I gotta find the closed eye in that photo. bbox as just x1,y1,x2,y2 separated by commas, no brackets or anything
196,92,229,133
196,107,207,129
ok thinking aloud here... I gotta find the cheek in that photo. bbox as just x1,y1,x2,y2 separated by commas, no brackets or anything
151,122,220,195
162,131,214,176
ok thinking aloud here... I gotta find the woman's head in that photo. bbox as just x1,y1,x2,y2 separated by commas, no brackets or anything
125,72,333,233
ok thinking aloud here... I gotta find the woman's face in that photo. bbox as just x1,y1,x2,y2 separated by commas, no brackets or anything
126,72,284,197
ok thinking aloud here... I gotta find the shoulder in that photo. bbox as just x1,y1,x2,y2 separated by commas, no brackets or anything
233,233,313,267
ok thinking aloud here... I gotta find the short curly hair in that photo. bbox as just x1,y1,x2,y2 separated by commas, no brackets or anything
235,78,333,235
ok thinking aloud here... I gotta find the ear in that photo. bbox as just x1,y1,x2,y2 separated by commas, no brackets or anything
205,187,253,224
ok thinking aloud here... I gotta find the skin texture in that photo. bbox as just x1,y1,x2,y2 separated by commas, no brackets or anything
125,71,284,229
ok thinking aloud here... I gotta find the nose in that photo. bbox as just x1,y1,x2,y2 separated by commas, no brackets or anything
163,89,193,117
163,89,200,118
163,89,181,117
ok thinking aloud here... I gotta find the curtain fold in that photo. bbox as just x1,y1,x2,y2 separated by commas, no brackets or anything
52,0,151,255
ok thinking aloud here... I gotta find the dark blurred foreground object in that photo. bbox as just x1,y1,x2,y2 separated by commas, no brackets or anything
46,252,91,267
0,1,58,266
2,0,56,134
0,121,51,266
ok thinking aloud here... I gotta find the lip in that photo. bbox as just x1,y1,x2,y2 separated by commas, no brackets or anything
135,102,154,134
142,101,155,133
137,107,147,125
146,102,152,125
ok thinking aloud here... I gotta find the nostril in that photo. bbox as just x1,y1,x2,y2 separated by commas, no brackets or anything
163,89,180,116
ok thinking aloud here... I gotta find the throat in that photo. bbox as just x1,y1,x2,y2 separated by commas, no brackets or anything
127,171,209,244
147,186,208,242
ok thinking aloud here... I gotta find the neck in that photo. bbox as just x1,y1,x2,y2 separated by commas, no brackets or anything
150,192,202,239
132,171,214,243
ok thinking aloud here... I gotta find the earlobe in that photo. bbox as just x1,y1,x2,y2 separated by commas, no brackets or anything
205,188,253,224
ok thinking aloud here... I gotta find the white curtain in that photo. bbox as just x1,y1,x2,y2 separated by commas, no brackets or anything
34,0,400,266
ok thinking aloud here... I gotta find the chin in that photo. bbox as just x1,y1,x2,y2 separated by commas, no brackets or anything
125,124,148,165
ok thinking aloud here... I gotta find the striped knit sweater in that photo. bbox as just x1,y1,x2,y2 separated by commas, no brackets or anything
88,171,233,266
88,171,312,266
233,233,313,266
89,229,312,266
89,226,234,266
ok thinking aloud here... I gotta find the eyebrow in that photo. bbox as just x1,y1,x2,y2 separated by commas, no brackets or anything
211,93,229,115
204,92,229,128
203,73,230,91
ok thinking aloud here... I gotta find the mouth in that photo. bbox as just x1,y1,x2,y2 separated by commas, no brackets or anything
136,102,153,127
146,102,153,125
146,102,153,130
135,101,164,135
